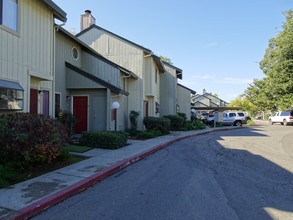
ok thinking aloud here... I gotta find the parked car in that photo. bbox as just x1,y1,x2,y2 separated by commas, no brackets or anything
206,111,247,126
254,114,263,120
199,112,209,124
222,112,248,126
206,114,215,126
268,110,293,126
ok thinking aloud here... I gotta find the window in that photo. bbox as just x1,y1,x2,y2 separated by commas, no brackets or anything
155,101,159,114
155,69,158,83
0,0,18,32
0,88,23,110
55,93,61,118
72,47,79,60
229,113,236,117
280,111,289,116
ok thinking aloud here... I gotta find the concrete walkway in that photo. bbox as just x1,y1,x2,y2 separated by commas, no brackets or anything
0,126,243,220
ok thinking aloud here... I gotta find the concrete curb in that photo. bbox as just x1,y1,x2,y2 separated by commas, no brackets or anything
5,127,243,220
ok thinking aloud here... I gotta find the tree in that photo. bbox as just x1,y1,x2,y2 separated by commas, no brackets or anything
228,95,259,116
160,56,173,65
245,10,293,111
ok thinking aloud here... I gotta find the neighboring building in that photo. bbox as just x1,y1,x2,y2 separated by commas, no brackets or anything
203,92,228,107
191,90,229,115
76,10,167,129
76,10,196,128
160,61,182,116
191,91,228,108
177,83,196,119
0,0,66,116
55,27,137,132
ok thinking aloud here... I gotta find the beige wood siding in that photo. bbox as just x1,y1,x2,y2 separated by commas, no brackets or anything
78,28,144,78
163,65,177,78
55,31,124,111
0,0,56,113
144,57,160,98
160,72,177,116
177,85,192,119
81,52,120,87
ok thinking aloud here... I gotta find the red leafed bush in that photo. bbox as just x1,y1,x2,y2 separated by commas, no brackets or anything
0,113,68,165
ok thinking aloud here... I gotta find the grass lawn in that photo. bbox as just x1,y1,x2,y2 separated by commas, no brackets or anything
63,144,93,153
0,149,85,189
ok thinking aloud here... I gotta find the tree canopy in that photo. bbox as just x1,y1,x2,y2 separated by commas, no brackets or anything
243,10,293,111
160,56,173,65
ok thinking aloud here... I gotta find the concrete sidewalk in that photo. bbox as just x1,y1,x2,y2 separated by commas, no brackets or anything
0,126,242,220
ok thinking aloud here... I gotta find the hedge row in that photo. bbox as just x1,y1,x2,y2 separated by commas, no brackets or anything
81,131,128,149
143,117,170,134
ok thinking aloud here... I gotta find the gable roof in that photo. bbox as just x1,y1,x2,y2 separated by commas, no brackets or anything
192,101,209,107
58,27,138,79
203,92,228,104
177,83,196,94
76,24,152,53
42,0,67,22
76,25,173,74
162,61,183,79
192,94,211,102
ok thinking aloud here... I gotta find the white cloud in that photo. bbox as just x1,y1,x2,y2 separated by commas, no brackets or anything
189,74,215,80
215,77,253,85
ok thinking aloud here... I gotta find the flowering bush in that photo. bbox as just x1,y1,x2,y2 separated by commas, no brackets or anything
0,113,67,165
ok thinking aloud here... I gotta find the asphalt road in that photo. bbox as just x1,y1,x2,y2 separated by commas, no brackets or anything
32,123,293,220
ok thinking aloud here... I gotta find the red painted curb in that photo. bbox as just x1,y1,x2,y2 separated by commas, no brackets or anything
5,127,242,220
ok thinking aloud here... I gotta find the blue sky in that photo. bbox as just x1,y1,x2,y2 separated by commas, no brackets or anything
53,0,292,102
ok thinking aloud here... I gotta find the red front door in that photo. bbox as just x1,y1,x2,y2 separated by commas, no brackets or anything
73,96,88,134
30,88,38,113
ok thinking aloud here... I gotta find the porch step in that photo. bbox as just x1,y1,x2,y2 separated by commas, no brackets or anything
68,134,82,145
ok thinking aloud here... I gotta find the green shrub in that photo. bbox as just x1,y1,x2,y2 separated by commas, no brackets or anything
264,113,271,120
129,110,140,130
163,115,185,131
81,131,128,149
247,120,254,125
136,130,163,139
125,128,142,137
57,111,76,136
143,117,170,134
0,113,67,165
177,112,187,122
184,120,206,130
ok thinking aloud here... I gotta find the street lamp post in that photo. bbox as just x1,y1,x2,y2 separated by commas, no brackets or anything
112,102,120,131
191,109,196,120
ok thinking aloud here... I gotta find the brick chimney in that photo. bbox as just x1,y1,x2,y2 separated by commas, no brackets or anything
80,10,96,31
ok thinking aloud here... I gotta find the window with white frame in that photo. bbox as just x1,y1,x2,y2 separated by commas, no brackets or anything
0,0,18,32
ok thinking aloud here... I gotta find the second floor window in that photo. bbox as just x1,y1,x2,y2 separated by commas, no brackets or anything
0,0,18,32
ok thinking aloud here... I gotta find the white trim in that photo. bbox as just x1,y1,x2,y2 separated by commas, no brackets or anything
72,47,79,60
29,70,53,81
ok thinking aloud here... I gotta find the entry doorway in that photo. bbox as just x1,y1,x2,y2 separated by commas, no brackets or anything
73,96,88,134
